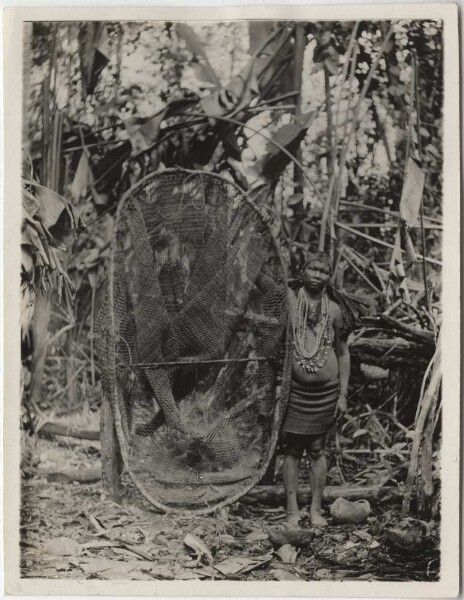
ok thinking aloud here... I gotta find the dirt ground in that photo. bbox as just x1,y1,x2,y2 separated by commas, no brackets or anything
20,417,440,583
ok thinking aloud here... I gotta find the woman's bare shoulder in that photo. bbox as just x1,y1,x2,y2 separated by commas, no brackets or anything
288,287,298,302
328,299,342,320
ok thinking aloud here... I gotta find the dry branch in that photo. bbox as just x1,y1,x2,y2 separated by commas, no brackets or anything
379,315,435,345
46,466,101,483
349,337,433,368
37,421,100,441
241,484,398,507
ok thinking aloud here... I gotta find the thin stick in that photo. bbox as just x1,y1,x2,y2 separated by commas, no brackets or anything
412,50,429,310
335,221,442,266
341,251,384,296
320,37,359,253
252,91,300,108
332,39,359,217
334,27,394,221
90,282,96,386
339,200,442,224
325,67,335,181
120,356,277,369
337,222,441,230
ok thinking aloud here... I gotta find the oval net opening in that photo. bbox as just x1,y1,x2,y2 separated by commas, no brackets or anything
96,169,291,512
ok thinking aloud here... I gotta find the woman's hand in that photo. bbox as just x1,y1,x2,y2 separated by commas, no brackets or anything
335,394,347,419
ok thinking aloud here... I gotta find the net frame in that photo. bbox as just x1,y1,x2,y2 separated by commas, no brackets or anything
99,168,292,514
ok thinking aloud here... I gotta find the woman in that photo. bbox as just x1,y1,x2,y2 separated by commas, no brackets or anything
282,253,350,528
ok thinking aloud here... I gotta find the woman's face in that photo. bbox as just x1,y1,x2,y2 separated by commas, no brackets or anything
302,259,331,292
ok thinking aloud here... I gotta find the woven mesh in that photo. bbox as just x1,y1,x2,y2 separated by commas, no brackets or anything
95,169,291,513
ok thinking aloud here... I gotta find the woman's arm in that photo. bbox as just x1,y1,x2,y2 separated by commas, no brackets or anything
287,287,297,328
335,309,350,416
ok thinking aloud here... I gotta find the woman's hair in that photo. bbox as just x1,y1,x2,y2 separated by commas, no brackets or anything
300,251,371,334
302,252,332,274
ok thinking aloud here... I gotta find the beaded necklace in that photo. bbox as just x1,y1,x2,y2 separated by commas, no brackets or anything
293,288,333,373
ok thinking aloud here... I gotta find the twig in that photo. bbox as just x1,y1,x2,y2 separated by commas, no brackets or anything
48,364,85,401
252,91,300,108
309,543,358,569
340,250,384,296
86,513,154,561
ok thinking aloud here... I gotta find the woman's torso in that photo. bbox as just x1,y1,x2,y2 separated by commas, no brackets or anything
290,293,340,385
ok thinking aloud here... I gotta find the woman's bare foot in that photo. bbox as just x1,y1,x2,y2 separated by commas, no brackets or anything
310,511,328,527
283,512,301,529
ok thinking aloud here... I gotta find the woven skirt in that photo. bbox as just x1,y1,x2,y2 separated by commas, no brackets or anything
282,378,339,436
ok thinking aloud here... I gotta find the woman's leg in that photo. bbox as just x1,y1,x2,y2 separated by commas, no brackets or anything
307,434,328,527
282,433,304,526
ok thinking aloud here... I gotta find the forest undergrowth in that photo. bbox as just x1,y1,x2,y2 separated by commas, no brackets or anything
20,379,440,582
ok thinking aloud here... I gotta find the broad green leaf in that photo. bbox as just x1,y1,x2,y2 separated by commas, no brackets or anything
70,152,91,201
176,24,220,88
123,112,166,154
257,111,316,180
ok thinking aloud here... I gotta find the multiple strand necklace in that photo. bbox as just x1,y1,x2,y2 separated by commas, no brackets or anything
293,288,333,374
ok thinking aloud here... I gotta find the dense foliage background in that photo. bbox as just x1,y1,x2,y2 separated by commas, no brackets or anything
21,20,443,520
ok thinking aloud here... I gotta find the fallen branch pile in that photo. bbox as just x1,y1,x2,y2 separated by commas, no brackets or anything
350,314,436,369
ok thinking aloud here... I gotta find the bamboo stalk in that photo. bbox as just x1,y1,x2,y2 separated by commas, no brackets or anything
345,26,395,152
318,171,336,253
402,343,441,514
419,398,436,518
292,23,306,237
319,35,360,253
332,39,359,217
332,22,360,159
333,27,394,226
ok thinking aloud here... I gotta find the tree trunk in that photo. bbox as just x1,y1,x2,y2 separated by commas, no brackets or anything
29,292,52,413
22,22,33,168
100,394,122,502
292,23,306,238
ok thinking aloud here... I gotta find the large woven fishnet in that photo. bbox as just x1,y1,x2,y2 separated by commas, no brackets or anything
95,169,291,512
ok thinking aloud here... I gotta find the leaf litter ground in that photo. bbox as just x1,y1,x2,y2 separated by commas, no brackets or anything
20,429,439,582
